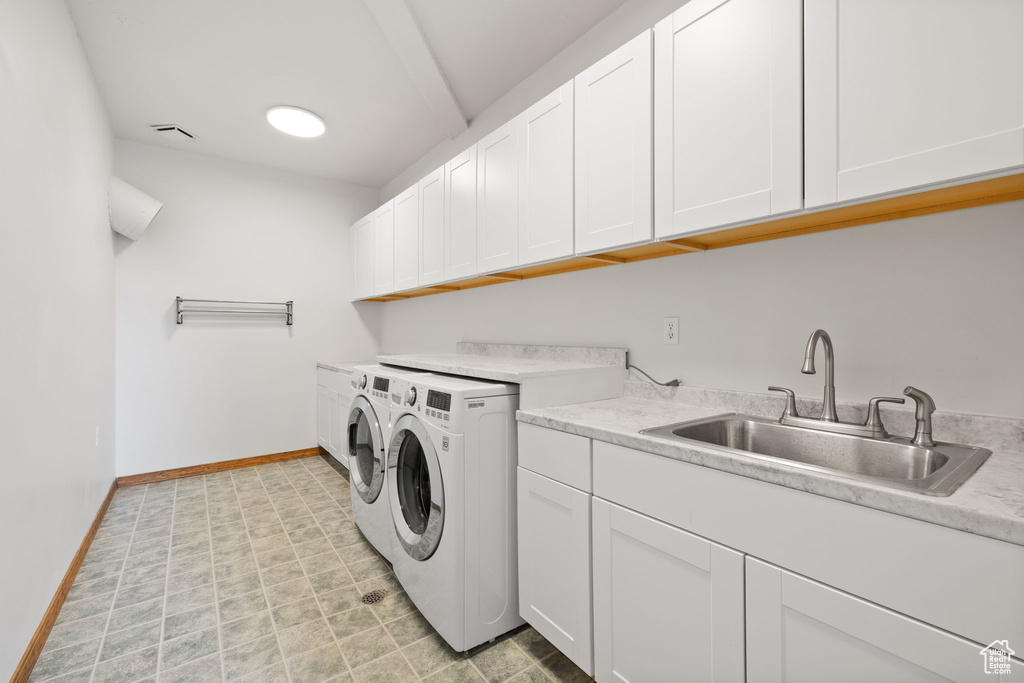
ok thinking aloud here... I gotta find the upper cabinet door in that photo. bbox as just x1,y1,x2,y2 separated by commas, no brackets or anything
477,120,521,274
418,166,445,287
373,200,395,296
575,31,653,254
444,148,478,281
806,0,1024,208
519,81,574,267
351,212,375,301
654,0,802,238
593,499,745,683
393,185,419,292
746,558,992,683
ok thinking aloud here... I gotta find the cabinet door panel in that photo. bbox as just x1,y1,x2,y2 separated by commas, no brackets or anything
393,185,419,292
575,31,652,254
444,148,478,281
373,201,395,296
418,167,445,287
517,468,593,675
327,388,342,457
806,0,1024,207
317,385,331,450
477,121,521,273
351,213,375,300
654,0,801,237
519,81,574,266
746,558,991,683
593,499,744,683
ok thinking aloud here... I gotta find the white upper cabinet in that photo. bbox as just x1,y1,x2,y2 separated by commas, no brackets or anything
805,0,1024,208
654,0,802,238
393,185,419,292
444,148,478,281
519,81,574,266
476,120,522,274
418,166,446,287
373,200,395,296
352,212,375,300
575,31,653,254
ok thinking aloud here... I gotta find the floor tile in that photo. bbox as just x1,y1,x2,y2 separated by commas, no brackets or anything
218,589,268,622
350,650,417,683
43,613,108,652
326,606,379,640
264,577,313,608
338,625,396,669
107,597,164,633
255,546,297,570
506,667,549,683
235,662,290,683
99,619,162,661
65,575,120,604
216,556,259,581
402,634,463,678
166,566,213,595
214,542,256,566
285,643,349,683
164,583,215,616
318,587,363,617
536,651,591,683
356,573,401,596
346,556,389,583
277,619,334,659
336,543,378,566
308,568,353,595
54,592,114,626
385,610,434,647
119,562,168,589
158,652,223,683
271,597,323,630
220,610,275,650
261,560,305,587
509,628,557,662
113,578,166,610
216,571,262,599
75,560,124,584
424,661,487,683
470,639,533,682
250,533,291,556
160,626,219,670
92,644,159,682
170,539,211,561
369,590,416,622
223,633,283,680
163,603,218,641
300,551,344,576
28,638,102,682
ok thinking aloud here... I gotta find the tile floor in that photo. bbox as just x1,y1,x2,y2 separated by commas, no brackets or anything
29,456,590,683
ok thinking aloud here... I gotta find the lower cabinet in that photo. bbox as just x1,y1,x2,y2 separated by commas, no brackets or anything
316,368,351,468
517,467,593,674
592,498,745,683
746,558,990,683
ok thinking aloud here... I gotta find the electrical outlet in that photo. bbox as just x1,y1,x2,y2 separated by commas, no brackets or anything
95,427,100,447
663,317,679,345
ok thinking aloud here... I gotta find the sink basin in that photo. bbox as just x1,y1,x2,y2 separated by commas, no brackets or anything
639,414,991,496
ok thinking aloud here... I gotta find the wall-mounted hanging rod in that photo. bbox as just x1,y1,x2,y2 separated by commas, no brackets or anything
175,297,293,325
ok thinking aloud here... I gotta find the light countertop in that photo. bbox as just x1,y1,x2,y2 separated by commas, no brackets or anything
517,386,1024,547
377,352,623,382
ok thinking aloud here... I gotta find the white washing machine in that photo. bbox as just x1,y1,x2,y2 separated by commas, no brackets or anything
347,365,428,564
386,373,523,652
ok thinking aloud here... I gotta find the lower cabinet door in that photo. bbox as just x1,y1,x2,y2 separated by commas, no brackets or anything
317,385,331,450
746,557,992,683
326,388,342,459
593,498,745,683
517,467,593,674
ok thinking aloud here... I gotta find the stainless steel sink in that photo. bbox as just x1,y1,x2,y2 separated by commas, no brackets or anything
640,414,991,496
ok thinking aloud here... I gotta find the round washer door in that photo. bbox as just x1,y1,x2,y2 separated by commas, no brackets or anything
347,396,385,504
387,414,444,561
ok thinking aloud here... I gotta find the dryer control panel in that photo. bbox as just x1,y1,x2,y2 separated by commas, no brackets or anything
425,390,452,422
370,376,389,400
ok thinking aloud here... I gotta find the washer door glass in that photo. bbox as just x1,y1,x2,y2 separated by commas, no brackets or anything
347,396,385,504
388,414,443,561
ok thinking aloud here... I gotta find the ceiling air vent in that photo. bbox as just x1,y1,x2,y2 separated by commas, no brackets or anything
149,124,198,141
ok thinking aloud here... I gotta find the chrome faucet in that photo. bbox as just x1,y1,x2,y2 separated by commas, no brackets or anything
904,386,936,447
802,329,838,422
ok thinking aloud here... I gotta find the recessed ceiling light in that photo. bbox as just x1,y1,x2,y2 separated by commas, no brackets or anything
266,106,325,138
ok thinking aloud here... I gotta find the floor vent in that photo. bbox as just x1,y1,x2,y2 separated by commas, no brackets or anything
149,124,198,141
361,589,388,605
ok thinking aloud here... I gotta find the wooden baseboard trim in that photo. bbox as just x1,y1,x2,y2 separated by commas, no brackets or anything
116,446,321,488
10,480,118,683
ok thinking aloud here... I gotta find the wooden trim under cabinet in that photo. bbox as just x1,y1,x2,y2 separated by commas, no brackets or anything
360,172,1024,302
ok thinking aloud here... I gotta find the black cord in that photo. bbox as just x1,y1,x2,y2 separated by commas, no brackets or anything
627,364,681,387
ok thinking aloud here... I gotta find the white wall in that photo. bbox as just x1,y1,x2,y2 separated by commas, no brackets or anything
114,141,379,477
380,0,686,201
381,200,1024,418
0,0,115,676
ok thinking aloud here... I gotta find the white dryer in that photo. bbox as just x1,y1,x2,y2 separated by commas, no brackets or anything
386,373,523,652
347,365,428,564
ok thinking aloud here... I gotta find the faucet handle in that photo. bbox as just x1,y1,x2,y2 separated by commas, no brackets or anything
865,397,905,435
768,386,799,420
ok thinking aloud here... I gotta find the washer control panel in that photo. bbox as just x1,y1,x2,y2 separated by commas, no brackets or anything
425,390,452,422
370,376,389,400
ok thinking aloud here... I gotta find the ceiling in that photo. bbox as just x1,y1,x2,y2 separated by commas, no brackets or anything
66,0,627,187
